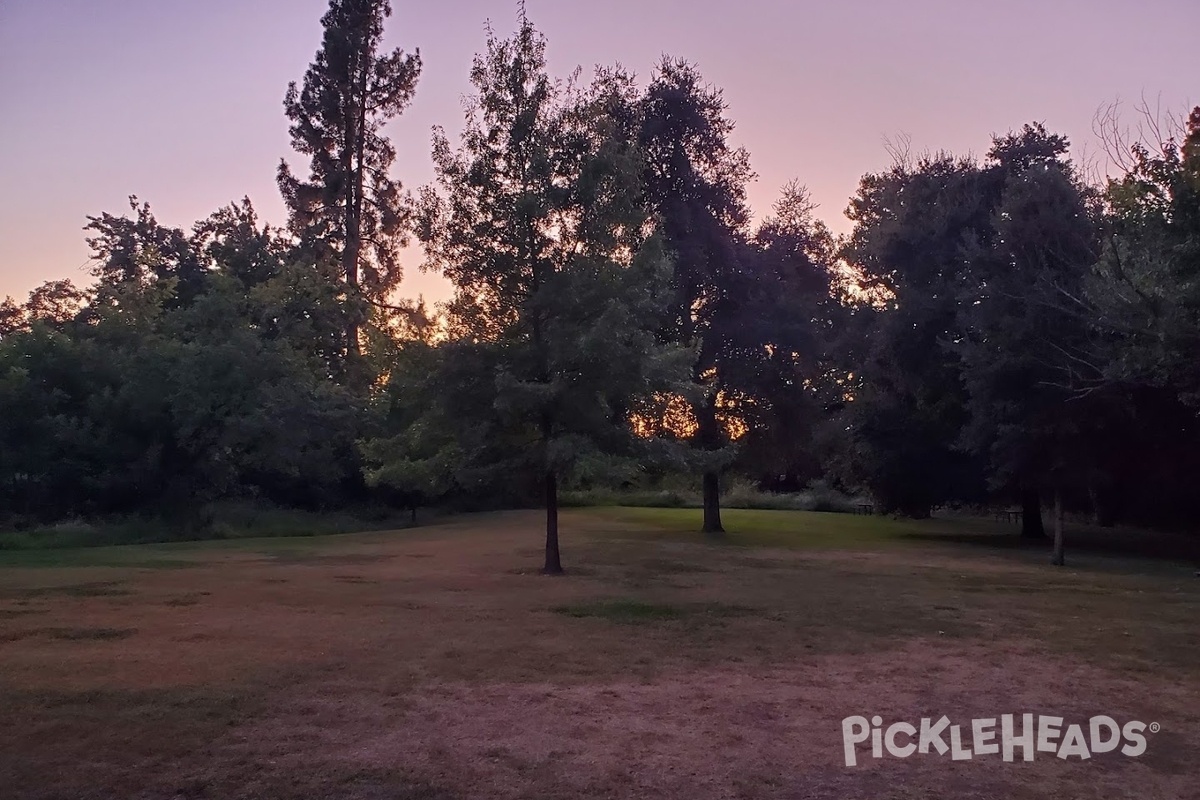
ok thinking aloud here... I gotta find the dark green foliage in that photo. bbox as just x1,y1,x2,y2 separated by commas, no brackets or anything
730,184,845,490
839,153,990,517
0,200,369,527
1091,109,1200,406
635,58,756,534
954,128,1102,505
3,0,1198,550
553,600,684,622
552,599,760,624
368,15,693,573
837,113,1200,535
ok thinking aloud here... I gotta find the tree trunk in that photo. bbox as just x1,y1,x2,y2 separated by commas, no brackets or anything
695,387,725,536
342,47,370,365
1051,489,1066,567
1089,484,1115,527
340,110,361,364
702,471,725,536
342,242,361,361
543,470,563,575
1021,489,1046,539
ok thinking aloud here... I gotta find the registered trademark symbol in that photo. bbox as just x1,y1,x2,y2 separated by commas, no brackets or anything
1149,722,1161,734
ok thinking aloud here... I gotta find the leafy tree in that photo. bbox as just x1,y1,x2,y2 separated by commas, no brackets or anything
0,298,23,337
278,0,422,371
85,197,207,307
0,280,87,336
840,154,989,518
1091,107,1200,407
194,199,351,380
0,194,372,525
728,183,843,488
361,340,465,520
954,125,1103,564
405,16,690,573
636,58,755,534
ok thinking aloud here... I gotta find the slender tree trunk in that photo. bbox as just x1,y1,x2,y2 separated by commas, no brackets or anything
1051,489,1066,566
695,390,725,536
339,51,369,366
342,240,361,361
341,115,360,361
1089,484,1115,527
1021,489,1046,539
702,471,724,535
348,53,370,361
543,469,563,575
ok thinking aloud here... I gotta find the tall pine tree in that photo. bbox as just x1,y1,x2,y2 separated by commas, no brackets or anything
278,0,421,374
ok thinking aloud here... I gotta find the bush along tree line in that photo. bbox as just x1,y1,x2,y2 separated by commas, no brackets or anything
2,1,1198,570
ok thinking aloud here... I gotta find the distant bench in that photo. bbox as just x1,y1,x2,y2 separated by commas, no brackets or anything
854,503,875,516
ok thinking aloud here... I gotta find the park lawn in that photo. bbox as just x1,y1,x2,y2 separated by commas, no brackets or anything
0,508,1197,799
589,506,985,548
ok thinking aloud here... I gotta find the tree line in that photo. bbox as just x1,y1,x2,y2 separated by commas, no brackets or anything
2,0,1198,571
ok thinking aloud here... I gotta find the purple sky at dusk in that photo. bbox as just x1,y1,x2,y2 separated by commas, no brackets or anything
1,0,1196,306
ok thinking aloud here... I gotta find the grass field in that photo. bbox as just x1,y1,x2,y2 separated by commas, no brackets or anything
1,508,1197,799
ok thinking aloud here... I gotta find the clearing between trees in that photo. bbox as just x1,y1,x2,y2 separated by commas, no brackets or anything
0,509,1196,800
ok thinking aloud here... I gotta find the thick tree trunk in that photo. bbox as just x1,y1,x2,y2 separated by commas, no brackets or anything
543,470,563,575
702,471,725,536
1021,489,1046,539
1051,489,1066,567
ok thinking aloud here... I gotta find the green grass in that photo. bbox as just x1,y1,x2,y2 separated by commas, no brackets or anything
552,599,762,624
560,480,863,513
553,599,684,622
0,547,200,570
46,627,137,642
0,502,423,553
585,506,1200,568
1,503,1192,574
0,522,423,570
589,506,942,548
1,627,137,643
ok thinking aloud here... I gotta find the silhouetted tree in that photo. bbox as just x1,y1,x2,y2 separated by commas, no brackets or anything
407,16,690,574
1092,107,1200,407
840,154,989,518
278,0,421,373
955,125,1103,564
637,58,754,535
729,183,843,488
85,197,207,308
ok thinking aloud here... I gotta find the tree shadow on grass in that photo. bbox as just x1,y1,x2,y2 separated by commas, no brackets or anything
901,525,1200,573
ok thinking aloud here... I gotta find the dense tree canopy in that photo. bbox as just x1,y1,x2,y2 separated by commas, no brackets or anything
385,17,692,573
2,0,1197,569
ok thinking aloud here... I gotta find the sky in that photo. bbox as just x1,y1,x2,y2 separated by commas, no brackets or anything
1,0,1196,305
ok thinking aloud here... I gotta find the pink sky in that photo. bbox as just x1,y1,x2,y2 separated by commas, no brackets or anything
1,0,1195,305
